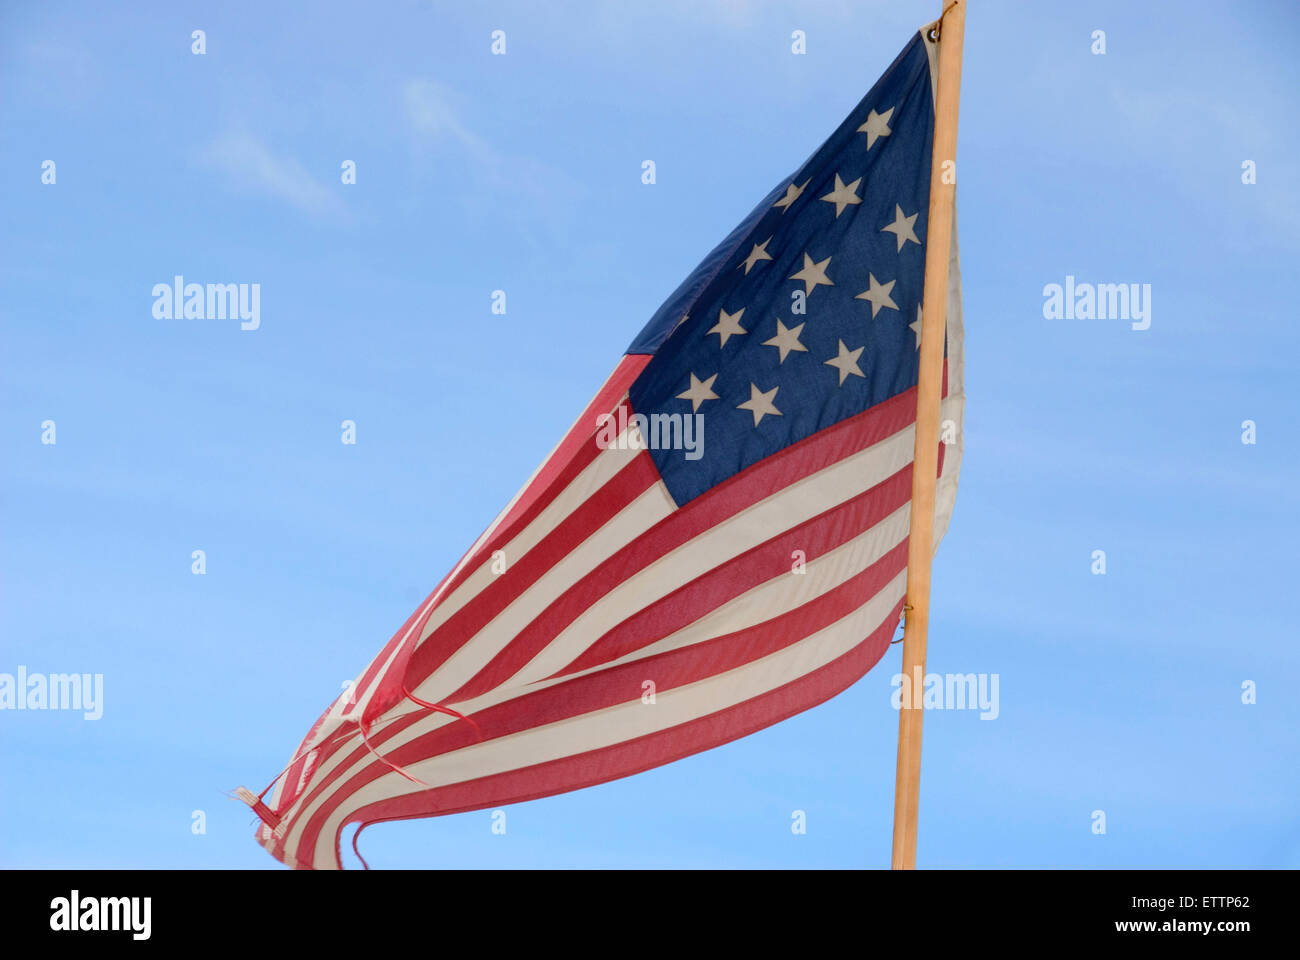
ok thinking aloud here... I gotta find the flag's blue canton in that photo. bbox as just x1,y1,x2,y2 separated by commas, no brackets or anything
627,34,935,506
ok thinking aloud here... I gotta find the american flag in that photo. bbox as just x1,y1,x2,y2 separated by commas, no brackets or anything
245,27,964,869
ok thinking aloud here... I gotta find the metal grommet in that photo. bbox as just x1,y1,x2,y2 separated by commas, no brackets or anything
927,26,939,42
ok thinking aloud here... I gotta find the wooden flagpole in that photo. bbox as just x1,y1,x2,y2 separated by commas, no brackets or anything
890,0,966,871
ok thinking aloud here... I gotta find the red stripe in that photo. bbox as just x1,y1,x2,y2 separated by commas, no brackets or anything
346,591,443,725
278,537,907,867
273,704,335,811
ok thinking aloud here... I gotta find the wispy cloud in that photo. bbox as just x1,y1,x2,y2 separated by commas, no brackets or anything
1108,84,1300,250
15,39,99,106
200,132,345,220
401,78,583,231
404,79,494,161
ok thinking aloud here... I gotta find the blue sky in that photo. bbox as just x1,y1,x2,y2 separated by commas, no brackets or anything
2,0,1297,869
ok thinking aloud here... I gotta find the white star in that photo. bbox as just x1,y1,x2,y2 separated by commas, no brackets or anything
706,307,747,347
737,382,782,426
762,319,808,363
820,173,863,218
676,372,720,412
858,106,894,150
910,305,923,349
740,237,774,274
824,339,866,386
881,204,921,252
855,273,898,318
773,178,810,212
789,253,834,296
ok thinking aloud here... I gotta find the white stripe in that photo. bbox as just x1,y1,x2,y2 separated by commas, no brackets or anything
924,20,965,551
